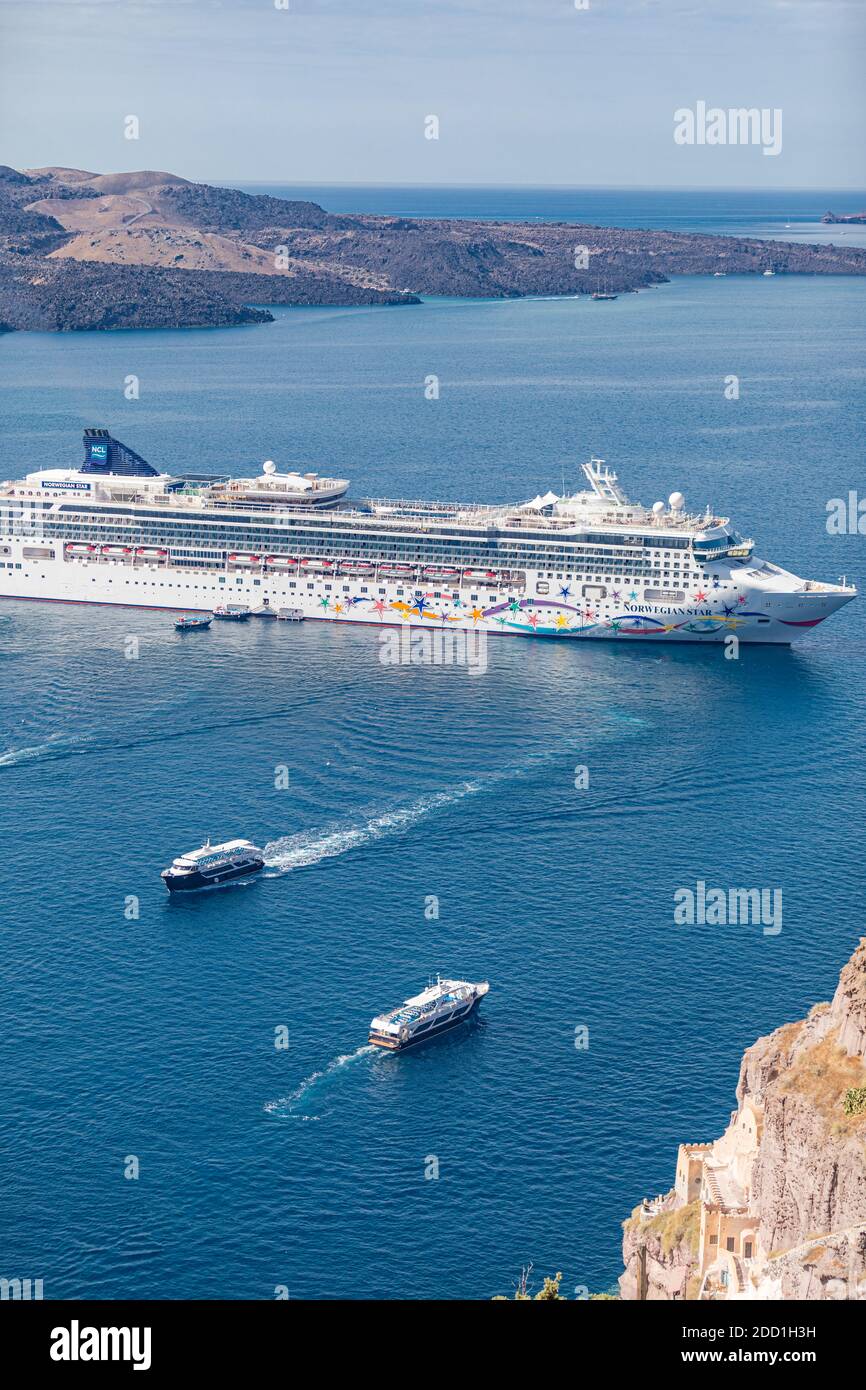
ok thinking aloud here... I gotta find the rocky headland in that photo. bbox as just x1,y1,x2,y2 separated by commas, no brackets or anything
621,938,866,1300
2,165,866,332
822,210,866,224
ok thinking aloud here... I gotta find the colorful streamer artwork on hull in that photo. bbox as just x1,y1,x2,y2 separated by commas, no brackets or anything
321,592,795,638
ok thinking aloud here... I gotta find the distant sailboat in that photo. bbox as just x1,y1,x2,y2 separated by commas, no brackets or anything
591,276,617,301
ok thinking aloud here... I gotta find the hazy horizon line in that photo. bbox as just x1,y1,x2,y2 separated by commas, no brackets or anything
229,180,866,193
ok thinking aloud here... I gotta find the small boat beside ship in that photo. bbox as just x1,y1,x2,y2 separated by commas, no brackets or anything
369,976,489,1051
276,607,305,621
175,614,212,631
213,604,250,621
161,838,265,892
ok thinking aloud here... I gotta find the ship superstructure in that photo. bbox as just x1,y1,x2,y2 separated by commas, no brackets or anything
0,430,855,643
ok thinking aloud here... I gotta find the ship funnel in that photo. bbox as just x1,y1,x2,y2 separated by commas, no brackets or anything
82,428,159,478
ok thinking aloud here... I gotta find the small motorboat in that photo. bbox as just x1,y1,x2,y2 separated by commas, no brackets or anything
175,614,212,631
276,607,305,622
250,605,278,618
213,605,250,622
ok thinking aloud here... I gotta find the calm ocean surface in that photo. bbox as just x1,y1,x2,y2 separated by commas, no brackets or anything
1,188,865,1300
239,183,866,248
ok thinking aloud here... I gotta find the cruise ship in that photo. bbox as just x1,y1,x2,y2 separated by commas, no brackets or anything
369,977,490,1051
0,429,855,643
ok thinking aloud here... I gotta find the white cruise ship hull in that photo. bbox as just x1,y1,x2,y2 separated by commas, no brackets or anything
0,543,853,643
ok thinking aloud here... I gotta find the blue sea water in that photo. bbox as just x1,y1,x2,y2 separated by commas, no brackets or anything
238,183,866,249
1,206,865,1299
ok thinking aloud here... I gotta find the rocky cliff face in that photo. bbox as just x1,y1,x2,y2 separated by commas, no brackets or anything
621,939,866,1300
3,165,866,331
620,1199,700,1300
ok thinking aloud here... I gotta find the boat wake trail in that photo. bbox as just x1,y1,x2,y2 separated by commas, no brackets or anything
0,732,94,768
262,782,483,874
264,1044,376,1120
262,723,646,875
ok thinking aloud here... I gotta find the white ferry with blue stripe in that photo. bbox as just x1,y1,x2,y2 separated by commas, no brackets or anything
369,977,490,1051
0,428,855,643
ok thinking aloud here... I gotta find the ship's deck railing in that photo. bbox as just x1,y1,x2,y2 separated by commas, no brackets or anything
8,480,727,536
215,476,348,495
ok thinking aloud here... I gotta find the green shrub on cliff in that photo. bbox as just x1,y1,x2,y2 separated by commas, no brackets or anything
493,1269,566,1300
843,1086,866,1117
636,1200,701,1257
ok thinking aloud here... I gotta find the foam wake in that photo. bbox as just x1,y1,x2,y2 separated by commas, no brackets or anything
262,782,482,874
262,721,647,875
0,733,93,767
264,1044,376,1119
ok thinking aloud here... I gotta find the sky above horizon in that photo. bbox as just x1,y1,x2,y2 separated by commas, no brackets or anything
1,0,864,189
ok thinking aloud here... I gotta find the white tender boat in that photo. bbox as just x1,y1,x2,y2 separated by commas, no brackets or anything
369,976,489,1051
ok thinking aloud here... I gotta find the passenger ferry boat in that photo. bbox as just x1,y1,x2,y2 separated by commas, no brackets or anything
0,429,855,644
175,613,212,631
369,977,490,1051
160,838,264,892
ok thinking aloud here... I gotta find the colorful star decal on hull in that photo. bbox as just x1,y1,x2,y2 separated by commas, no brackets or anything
555,614,570,628
694,591,707,602
628,591,638,600
470,608,484,623
319,597,330,609
738,594,747,604
372,599,387,617
527,612,540,628
559,585,572,600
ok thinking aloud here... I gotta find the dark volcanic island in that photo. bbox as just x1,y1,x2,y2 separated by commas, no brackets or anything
1,165,865,332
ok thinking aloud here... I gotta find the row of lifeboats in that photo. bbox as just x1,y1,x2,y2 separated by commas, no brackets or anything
227,554,510,583
64,543,514,585
65,543,168,560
